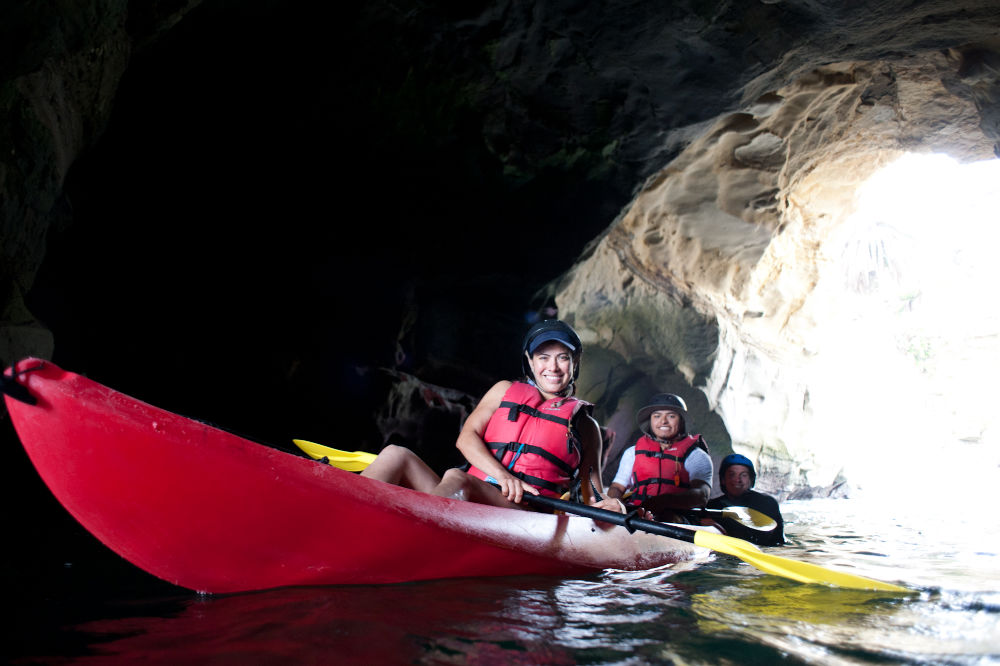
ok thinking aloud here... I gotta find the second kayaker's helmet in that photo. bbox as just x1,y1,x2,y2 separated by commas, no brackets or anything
636,393,688,438
521,319,583,383
719,453,756,492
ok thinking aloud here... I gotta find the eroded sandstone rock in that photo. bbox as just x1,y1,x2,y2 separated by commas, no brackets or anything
558,53,997,497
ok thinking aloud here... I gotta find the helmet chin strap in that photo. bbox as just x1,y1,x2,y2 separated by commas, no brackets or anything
525,376,575,398
525,377,573,398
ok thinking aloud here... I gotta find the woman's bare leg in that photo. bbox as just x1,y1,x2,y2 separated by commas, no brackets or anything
363,449,528,509
432,468,524,509
360,444,441,493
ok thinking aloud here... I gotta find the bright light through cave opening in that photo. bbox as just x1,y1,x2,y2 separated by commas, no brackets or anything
812,153,1000,502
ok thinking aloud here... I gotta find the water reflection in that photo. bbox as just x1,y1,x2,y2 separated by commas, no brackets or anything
34,498,1000,664
690,577,911,663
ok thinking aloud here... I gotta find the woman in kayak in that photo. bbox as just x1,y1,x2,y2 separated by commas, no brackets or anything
604,393,712,522
362,319,618,511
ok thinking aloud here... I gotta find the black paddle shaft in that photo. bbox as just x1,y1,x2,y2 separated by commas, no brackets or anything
520,493,698,545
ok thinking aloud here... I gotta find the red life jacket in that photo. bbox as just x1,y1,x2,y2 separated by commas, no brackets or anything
468,382,590,497
628,434,708,505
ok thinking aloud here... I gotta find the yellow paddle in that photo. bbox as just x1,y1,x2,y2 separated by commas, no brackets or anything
293,439,377,472
293,440,911,592
688,505,776,531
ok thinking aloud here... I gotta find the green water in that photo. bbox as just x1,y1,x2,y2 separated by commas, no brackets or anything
11,497,1000,664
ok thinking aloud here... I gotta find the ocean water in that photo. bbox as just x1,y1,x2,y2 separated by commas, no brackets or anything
8,497,1000,665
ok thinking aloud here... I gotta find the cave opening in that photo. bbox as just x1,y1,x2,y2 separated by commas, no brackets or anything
801,152,1000,497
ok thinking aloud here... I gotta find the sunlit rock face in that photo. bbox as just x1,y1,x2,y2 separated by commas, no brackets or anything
560,51,998,497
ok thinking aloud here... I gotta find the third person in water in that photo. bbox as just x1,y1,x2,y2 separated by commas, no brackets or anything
707,453,785,546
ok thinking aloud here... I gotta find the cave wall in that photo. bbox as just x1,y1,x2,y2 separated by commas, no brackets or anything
558,48,999,496
2,1,1000,494
1,2,130,365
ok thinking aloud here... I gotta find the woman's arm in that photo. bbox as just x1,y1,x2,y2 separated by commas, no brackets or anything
577,415,628,514
575,413,603,506
455,380,538,503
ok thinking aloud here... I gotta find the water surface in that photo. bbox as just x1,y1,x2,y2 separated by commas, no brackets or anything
9,498,1000,664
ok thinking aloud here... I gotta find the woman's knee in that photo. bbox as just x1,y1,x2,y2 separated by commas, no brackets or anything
363,444,415,482
379,444,418,463
440,467,467,483
434,468,473,500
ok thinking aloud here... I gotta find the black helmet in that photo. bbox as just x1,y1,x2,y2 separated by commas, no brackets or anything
520,319,583,381
636,393,688,437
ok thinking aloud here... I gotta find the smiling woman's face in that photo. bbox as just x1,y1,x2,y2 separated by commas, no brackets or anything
649,409,681,441
527,341,574,396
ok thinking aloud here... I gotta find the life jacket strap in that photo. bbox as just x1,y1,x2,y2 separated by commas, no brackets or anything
485,440,577,478
500,400,572,427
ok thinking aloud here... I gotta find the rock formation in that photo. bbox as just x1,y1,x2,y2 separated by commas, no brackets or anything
2,1,999,498
559,50,999,496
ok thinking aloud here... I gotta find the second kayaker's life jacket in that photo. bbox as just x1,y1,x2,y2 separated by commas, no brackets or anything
628,433,709,505
468,381,591,497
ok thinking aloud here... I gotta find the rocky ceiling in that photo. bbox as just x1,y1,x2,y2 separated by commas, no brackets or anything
2,0,999,491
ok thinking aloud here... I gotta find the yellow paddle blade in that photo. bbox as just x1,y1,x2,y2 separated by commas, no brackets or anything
693,530,910,592
742,507,777,530
292,439,376,472
715,506,776,531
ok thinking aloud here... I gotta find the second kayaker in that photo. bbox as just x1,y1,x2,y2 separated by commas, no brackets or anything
602,393,713,522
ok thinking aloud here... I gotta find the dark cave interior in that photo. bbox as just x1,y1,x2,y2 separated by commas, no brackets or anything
23,1,629,455
4,4,650,619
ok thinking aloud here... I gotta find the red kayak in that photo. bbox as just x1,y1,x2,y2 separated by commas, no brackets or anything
3,359,707,594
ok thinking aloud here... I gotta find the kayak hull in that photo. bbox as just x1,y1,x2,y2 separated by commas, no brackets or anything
4,359,707,593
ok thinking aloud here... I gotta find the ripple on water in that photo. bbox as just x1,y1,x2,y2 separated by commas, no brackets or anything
21,497,1000,664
